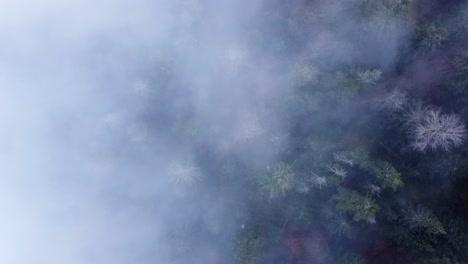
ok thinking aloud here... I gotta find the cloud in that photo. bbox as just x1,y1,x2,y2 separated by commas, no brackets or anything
0,0,416,263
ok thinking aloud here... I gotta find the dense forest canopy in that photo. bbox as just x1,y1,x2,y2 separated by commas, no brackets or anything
1,0,467,263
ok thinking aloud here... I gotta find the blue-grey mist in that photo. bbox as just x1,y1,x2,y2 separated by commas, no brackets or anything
0,0,415,263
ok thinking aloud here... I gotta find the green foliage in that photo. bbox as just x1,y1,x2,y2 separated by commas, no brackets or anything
173,1,468,263
414,21,448,55
393,224,439,254
285,194,315,226
369,161,403,191
349,148,371,168
320,71,360,99
391,215,467,264
345,148,404,191
333,188,380,222
445,218,468,260
289,92,322,113
233,231,264,264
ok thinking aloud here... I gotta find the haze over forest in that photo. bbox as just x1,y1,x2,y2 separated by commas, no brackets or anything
1,0,468,263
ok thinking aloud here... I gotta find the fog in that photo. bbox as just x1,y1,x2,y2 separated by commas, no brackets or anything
0,0,417,263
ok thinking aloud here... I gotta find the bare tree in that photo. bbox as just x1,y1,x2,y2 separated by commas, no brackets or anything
406,108,466,152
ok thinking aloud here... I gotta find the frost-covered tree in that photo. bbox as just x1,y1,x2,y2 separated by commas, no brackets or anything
366,183,382,196
168,156,202,186
362,89,407,112
414,21,448,55
309,171,327,189
406,108,466,152
233,113,264,142
327,163,347,179
326,212,353,237
356,68,382,86
292,63,320,86
333,152,354,166
402,205,446,235
381,89,407,111
260,162,294,198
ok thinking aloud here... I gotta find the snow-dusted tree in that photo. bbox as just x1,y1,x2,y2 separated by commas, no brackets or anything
333,152,354,166
356,68,382,86
327,163,347,179
326,213,352,237
402,205,446,235
260,162,294,198
406,108,466,152
233,113,264,142
366,183,382,196
292,63,320,86
168,156,202,186
309,171,327,189
361,89,407,112
414,21,448,54
381,89,407,111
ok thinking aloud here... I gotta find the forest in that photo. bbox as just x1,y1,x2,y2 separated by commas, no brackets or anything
155,0,468,263
2,0,468,263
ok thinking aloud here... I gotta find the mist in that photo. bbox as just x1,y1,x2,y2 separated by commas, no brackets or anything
1,0,467,263
0,1,286,263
